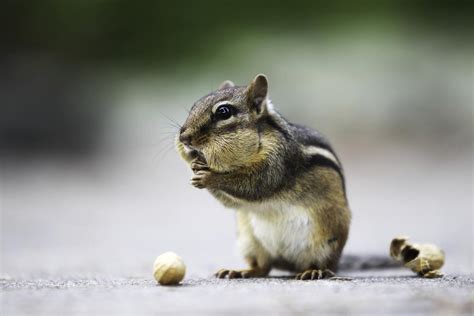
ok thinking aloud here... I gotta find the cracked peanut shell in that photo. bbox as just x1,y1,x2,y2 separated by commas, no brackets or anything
390,236,445,278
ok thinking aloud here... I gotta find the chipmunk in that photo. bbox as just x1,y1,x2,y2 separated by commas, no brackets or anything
176,74,350,280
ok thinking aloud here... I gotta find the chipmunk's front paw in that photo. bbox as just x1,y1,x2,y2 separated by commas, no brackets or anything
295,269,335,280
190,160,212,189
190,170,212,189
191,160,209,172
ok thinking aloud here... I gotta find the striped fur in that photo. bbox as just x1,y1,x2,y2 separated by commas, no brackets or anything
176,74,351,277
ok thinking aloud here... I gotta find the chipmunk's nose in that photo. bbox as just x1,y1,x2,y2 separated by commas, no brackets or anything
179,130,192,146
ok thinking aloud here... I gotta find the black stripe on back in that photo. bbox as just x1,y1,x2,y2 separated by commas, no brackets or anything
264,115,291,140
306,154,346,193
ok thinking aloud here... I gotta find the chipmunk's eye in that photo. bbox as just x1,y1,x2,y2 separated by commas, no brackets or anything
215,104,233,120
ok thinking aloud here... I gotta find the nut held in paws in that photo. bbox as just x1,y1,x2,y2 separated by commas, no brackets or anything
153,252,186,285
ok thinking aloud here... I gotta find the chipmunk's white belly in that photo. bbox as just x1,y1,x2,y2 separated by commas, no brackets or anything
243,201,321,270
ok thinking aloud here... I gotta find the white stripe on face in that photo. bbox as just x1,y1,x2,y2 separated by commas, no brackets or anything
301,145,340,167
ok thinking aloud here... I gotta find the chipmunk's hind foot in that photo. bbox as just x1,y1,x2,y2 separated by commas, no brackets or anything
295,269,335,280
215,268,268,279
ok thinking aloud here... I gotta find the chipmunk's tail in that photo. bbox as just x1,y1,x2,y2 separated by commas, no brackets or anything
339,254,400,271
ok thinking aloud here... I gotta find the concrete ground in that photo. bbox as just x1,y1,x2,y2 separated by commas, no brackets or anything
1,128,473,315
2,273,473,315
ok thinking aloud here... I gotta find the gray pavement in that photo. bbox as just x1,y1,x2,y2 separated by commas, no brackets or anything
1,114,473,315
2,273,473,315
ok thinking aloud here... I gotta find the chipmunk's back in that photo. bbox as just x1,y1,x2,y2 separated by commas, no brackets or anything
176,74,350,279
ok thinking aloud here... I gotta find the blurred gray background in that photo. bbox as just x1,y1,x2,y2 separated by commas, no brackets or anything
1,1,473,315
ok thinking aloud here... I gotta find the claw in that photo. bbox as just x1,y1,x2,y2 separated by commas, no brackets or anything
191,160,209,173
191,170,211,189
228,270,241,279
323,269,335,278
190,170,211,189
215,269,230,279
214,268,264,279
301,270,312,280
295,269,335,280
215,269,242,279
240,271,250,279
190,178,205,189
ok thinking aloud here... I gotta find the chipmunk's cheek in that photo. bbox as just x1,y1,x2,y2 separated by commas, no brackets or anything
199,138,231,172
203,132,259,171
200,145,222,171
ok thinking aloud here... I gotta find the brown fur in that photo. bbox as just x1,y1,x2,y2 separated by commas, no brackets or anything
176,74,351,279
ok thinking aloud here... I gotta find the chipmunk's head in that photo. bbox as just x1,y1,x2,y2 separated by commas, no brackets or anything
176,74,275,172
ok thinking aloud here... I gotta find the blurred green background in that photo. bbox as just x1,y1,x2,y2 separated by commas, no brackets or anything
1,1,473,280
4,0,473,66
2,0,472,154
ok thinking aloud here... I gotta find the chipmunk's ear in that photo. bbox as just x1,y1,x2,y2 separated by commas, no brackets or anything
247,74,268,114
218,80,235,90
